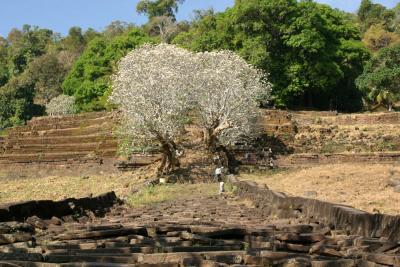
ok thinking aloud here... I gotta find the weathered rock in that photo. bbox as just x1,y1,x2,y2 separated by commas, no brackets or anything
0,233,32,245
393,185,400,193
26,215,48,230
387,178,400,187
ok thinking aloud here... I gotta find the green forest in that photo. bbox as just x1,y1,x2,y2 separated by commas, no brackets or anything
0,0,399,129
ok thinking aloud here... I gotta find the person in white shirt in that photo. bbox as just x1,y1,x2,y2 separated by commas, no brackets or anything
214,167,223,181
214,167,224,194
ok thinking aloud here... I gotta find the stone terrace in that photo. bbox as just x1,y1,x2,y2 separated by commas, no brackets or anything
262,110,400,167
2,110,400,172
0,112,117,165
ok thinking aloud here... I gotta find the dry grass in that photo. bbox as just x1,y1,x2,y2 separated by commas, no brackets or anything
0,164,161,203
0,162,226,205
0,173,136,203
240,163,400,215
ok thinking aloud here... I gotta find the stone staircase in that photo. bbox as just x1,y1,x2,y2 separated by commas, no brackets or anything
0,112,118,166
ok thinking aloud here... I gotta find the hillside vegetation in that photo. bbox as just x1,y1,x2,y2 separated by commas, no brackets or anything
0,0,399,129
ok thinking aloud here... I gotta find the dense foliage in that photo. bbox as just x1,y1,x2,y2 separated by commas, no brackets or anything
356,44,400,110
62,28,153,112
1,0,400,129
173,0,371,111
0,25,95,128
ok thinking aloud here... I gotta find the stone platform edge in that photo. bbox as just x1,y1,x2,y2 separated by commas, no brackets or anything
229,177,400,242
0,191,118,222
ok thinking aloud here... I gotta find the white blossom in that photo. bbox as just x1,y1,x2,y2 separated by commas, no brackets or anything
192,50,272,150
110,43,272,173
110,43,196,173
46,95,76,116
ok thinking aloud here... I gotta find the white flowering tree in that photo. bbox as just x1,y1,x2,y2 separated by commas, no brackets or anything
110,43,196,174
192,51,272,151
46,95,76,116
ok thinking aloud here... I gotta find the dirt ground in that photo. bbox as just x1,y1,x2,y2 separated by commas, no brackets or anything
0,165,159,203
240,163,400,215
0,163,223,205
2,159,400,216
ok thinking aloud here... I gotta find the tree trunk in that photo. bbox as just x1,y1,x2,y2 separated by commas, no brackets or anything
203,121,233,152
204,129,218,152
388,102,393,112
158,140,180,175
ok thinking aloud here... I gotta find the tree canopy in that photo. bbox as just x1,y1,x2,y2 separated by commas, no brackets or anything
110,44,270,173
1,0,400,129
136,0,185,20
356,44,400,110
110,44,194,174
174,0,370,111
62,28,153,112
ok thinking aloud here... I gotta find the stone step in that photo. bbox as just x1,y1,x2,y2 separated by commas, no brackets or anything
53,227,148,241
6,117,114,137
47,246,154,255
46,254,144,264
7,124,114,138
0,150,117,164
0,261,179,267
3,141,117,154
3,133,114,146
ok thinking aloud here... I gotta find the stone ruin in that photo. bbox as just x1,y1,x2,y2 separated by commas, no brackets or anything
1,111,400,265
1,178,399,266
2,110,400,176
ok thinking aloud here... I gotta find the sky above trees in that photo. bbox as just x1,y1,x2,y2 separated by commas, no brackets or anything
1,0,398,37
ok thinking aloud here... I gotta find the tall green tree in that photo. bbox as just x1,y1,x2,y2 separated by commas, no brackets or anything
136,0,185,20
0,74,44,129
61,27,88,54
25,52,68,104
358,0,395,32
174,0,369,111
7,25,54,76
62,28,154,111
356,44,400,111
0,37,9,87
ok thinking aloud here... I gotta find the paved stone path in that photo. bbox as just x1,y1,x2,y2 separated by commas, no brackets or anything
0,195,399,266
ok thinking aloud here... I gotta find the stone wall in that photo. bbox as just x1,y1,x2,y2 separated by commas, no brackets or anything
264,111,400,152
230,177,400,242
0,192,118,222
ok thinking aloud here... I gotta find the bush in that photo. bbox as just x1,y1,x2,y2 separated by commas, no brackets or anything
45,95,76,116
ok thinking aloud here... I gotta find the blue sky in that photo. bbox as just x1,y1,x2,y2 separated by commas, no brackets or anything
1,0,398,37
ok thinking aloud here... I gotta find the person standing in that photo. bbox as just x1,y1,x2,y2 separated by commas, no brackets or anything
214,167,224,194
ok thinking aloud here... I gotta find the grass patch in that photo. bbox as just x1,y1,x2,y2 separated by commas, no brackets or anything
376,141,397,151
320,141,344,154
0,173,138,203
0,129,8,137
224,182,237,194
127,183,218,207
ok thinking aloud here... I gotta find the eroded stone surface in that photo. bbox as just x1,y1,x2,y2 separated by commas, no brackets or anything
0,193,399,266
